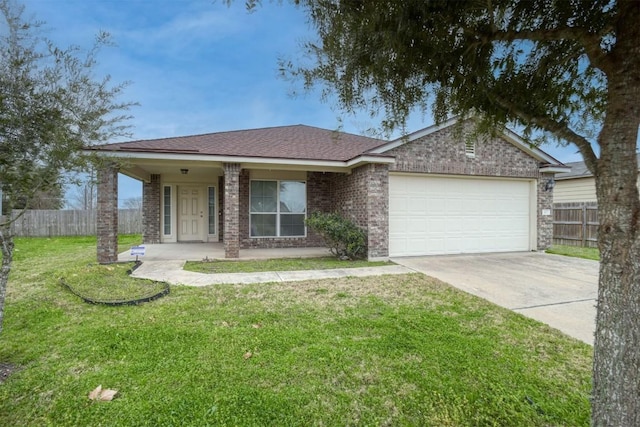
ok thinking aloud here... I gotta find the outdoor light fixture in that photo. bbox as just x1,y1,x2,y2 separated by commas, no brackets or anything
180,168,189,175
544,178,555,192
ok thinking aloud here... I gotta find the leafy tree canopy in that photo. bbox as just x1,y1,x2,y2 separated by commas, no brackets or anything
272,1,639,425
281,0,637,171
0,0,133,217
0,0,134,334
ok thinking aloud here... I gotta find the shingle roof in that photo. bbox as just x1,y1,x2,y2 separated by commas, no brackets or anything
555,160,592,179
90,125,390,162
556,154,640,180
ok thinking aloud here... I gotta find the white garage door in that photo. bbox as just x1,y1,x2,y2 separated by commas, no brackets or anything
389,174,532,256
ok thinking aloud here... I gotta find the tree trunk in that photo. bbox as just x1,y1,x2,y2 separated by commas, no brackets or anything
591,5,640,423
0,222,14,335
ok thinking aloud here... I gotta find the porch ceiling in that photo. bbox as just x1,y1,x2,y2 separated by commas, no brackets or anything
119,159,225,182
118,157,356,183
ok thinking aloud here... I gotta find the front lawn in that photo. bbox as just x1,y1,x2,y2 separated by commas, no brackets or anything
547,245,600,261
0,236,592,426
184,256,392,274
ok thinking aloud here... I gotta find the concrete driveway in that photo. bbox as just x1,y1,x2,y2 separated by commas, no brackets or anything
392,252,598,345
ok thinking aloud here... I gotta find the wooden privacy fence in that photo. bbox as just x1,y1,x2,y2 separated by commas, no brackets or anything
9,209,142,237
553,202,598,248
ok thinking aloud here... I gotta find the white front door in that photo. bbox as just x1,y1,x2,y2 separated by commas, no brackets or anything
178,186,204,241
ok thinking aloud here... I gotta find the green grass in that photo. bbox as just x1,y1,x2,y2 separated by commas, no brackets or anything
60,263,168,303
0,236,592,426
547,245,600,261
184,256,392,274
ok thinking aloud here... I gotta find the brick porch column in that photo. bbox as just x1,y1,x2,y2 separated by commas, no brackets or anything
143,174,161,243
97,163,119,263
537,173,555,250
223,163,241,258
367,164,389,260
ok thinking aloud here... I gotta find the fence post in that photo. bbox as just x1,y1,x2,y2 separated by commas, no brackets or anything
582,204,587,247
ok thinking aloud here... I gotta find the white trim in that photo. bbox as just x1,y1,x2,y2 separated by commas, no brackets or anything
389,171,534,182
120,166,150,183
530,180,538,251
206,185,219,242
499,128,564,165
86,150,395,171
369,117,460,154
539,166,571,173
161,184,176,243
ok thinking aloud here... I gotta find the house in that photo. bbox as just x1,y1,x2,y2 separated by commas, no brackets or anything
553,154,640,203
88,118,568,262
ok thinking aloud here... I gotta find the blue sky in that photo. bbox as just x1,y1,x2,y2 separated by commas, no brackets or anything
23,0,585,206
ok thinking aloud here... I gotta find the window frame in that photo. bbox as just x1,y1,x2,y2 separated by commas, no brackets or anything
207,186,216,236
249,179,307,238
163,185,171,236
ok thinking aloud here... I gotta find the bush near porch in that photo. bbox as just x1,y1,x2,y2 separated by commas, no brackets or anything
0,236,592,426
305,212,367,259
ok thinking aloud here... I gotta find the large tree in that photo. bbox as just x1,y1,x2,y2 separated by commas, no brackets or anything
0,0,132,333
278,0,639,425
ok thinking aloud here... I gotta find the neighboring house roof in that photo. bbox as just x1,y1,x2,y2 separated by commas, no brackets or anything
556,154,640,180
554,160,593,180
89,124,390,163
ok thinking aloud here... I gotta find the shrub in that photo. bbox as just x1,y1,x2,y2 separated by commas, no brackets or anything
305,212,367,260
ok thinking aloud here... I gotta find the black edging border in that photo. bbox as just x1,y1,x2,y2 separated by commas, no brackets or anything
60,261,170,306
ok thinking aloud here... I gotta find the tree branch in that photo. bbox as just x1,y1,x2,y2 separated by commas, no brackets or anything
491,94,599,173
479,26,612,72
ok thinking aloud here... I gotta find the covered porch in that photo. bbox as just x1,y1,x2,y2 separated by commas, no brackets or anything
118,242,330,262
91,125,393,265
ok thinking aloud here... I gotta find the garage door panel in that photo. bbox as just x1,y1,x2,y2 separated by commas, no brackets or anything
390,175,532,256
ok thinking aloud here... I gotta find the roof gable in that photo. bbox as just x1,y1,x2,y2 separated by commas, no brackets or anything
368,117,566,167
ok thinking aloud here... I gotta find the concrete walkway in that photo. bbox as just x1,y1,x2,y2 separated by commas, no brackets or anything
131,260,414,286
393,252,598,345
119,243,332,262
122,244,413,285
123,244,598,345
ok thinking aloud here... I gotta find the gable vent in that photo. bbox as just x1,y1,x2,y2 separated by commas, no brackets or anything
465,139,476,158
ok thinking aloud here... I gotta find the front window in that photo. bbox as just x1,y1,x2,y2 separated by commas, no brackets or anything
250,180,306,237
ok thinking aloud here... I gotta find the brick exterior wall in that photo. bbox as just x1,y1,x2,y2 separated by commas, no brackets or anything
218,175,224,241
331,164,389,259
240,171,334,249
387,123,540,178
238,169,250,247
142,174,161,244
386,122,552,251
306,171,334,247
366,164,389,258
97,164,119,263
537,173,555,249
109,121,553,258
223,163,241,258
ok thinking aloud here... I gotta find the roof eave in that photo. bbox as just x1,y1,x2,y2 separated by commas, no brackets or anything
87,149,395,172
539,166,571,174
